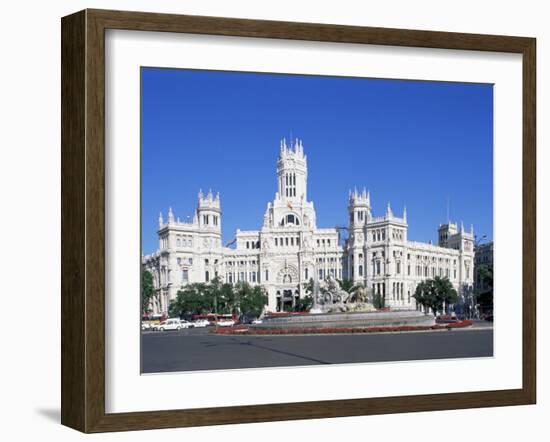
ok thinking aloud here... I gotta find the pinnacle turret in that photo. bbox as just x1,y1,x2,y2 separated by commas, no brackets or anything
386,202,393,218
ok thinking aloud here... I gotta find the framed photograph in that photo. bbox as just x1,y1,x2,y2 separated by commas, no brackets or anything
61,9,536,433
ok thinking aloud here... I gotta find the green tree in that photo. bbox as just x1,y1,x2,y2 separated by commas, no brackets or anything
475,264,493,314
238,283,268,318
434,276,458,314
141,270,154,314
202,276,224,313
169,283,209,317
217,282,236,314
413,280,438,315
413,277,458,316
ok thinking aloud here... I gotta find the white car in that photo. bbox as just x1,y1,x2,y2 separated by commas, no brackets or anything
193,319,210,328
141,322,153,331
216,319,235,327
156,318,184,331
179,320,193,329
251,319,263,325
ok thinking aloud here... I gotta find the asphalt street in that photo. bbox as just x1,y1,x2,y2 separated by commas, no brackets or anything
141,323,493,373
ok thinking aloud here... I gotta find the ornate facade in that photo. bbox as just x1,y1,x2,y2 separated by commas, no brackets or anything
142,138,475,314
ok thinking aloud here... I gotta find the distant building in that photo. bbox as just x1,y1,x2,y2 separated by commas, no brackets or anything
142,138,475,314
474,241,494,293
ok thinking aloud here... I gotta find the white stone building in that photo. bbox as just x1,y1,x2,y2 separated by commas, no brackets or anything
142,138,475,314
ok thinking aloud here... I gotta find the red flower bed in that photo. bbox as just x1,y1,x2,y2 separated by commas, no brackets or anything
211,320,474,335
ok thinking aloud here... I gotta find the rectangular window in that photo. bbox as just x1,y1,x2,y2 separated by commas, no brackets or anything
265,269,268,281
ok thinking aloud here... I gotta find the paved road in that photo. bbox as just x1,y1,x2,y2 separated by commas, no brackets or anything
141,325,493,373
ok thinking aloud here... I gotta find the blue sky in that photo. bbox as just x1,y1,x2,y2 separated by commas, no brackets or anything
141,68,493,254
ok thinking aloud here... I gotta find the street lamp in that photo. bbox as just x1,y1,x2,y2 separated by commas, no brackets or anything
474,234,487,249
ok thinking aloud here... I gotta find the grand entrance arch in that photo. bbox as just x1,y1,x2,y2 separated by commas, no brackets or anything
275,288,301,312
275,264,301,312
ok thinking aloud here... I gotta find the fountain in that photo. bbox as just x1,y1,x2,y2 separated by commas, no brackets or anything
256,276,435,330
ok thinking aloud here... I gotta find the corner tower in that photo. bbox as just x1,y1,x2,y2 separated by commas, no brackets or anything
197,189,221,232
347,188,371,283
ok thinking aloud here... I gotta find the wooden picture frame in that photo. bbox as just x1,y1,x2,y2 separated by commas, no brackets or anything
61,8,536,433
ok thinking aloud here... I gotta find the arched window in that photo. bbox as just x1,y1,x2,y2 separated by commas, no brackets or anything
358,265,363,276
281,214,300,226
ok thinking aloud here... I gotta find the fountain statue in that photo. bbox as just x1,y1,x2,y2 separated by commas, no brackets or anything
310,275,376,314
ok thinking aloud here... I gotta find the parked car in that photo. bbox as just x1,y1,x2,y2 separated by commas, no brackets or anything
179,320,193,329
251,319,263,325
141,322,153,331
216,319,235,327
156,318,183,331
193,319,210,328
